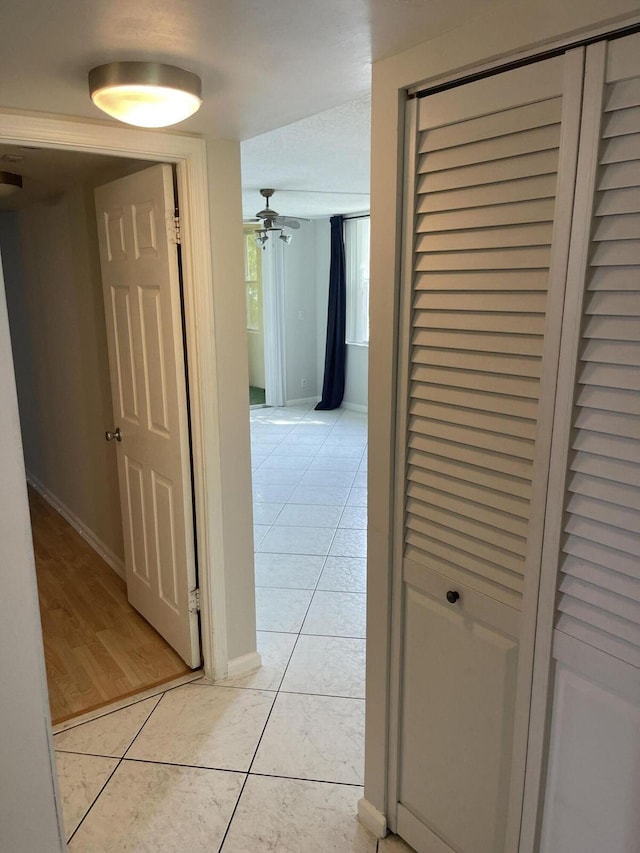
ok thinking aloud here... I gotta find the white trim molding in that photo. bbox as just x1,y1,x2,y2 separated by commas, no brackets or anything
26,473,125,580
341,401,368,414
224,650,263,680
285,396,320,407
358,798,388,839
0,109,233,683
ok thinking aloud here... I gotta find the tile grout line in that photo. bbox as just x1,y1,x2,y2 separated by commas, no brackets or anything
65,694,164,844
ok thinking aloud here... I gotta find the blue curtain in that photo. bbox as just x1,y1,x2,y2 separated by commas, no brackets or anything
316,215,346,410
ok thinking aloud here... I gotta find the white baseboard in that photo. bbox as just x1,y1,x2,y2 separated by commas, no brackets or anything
285,396,320,407
27,473,125,580
342,401,368,414
358,798,387,838
225,650,262,679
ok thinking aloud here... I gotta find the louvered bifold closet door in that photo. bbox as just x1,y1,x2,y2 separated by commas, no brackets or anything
395,52,583,853
555,35,640,667
538,33,640,853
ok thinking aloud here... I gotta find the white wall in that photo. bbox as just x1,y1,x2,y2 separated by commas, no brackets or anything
344,345,369,410
282,219,319,402
314,218,331,396
0,187,124,566
206,138,258,664
365,0,640,832
314,217,369,410
0,251,64,853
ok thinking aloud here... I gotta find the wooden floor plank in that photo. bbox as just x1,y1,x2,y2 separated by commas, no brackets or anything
28,487,192,724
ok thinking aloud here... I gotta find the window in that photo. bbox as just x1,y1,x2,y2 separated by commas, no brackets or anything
344,216,370,345
244,229,261,332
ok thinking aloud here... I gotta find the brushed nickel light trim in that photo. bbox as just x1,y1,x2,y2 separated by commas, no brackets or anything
88,62,202,128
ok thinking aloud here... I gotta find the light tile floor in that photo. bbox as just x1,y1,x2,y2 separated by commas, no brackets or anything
53,405,415,851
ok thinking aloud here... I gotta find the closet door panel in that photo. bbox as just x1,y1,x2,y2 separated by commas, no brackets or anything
398,566,519,853
555,32,640,670
393,48,584,853
538,30,640,852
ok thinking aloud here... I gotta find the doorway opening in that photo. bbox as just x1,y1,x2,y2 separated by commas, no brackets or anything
244,225,267,408
243,198,370,788
0,147,200,724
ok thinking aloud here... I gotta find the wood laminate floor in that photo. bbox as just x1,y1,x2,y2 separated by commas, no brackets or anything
29,487,192,724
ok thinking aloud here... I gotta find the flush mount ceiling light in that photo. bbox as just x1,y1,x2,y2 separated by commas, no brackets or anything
0,171,23,197
88,62,202,128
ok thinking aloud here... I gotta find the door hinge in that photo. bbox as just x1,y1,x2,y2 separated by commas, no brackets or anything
173,214,182,245
189,587,200,613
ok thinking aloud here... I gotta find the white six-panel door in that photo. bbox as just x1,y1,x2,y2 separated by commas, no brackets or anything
94,163,200,669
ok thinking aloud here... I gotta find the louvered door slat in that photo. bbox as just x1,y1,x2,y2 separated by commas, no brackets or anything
593,213,640,241
570,450,640,488
412,363,541,398
407,482,529,537
411,398,537,438
583,313,639,338
407,460,530,517
416,222,554,251
412,328,544,357
568,470,640,509
418,98,563,150
559,575,640,624
598,161,640,189
418,200,556,232
554,54,640,670
564,532,639,579
588,266,640,290
411,381,540,418
418,149,559,193
415,346,540,378
407,447,532,499
562,554,640,601
601,132,640,164
412,347,541,378
595,186,640,215
602,105,640,137
418,174,558,213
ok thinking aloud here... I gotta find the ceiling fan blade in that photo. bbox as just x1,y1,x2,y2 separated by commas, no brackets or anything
273,216,302,229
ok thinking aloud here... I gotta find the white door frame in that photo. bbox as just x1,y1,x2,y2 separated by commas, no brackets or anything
0,111,227,680
261,237,287,408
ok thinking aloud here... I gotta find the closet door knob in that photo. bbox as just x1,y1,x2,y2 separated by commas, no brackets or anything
446,590,460,604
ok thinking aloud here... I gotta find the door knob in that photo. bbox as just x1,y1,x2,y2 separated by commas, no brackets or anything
105,427,122,442
446,590,460,604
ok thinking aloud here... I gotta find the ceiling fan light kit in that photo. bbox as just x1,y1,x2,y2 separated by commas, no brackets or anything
88,62,202,128
250,188,308,248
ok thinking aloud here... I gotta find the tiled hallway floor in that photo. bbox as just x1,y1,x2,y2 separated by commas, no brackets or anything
52,404,416,851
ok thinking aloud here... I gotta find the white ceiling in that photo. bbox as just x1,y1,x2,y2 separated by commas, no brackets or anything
241,96,372,219
0,0,504,217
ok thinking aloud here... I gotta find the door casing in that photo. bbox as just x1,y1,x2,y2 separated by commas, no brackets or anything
0,111,232,684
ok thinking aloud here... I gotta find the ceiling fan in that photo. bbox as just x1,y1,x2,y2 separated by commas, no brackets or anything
246,188,309,246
